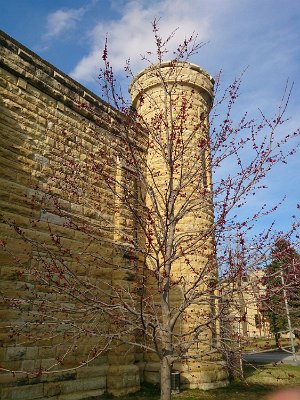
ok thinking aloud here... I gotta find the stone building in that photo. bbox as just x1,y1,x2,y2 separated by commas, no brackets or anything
0,30,227,399
231,270,270,338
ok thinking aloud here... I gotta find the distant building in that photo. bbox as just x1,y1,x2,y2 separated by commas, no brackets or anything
227,270,270,339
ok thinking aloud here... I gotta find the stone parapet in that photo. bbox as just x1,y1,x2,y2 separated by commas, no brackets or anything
129,61,214,109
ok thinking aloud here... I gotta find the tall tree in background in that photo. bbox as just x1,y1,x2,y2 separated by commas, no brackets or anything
265,239,300,345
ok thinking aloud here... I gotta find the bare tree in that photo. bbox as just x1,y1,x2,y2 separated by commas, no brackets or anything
1,21,300,400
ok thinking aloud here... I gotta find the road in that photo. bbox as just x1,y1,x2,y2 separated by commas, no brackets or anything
243,350,300,365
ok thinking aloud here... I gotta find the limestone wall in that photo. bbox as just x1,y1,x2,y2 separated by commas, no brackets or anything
0,30,140,399
229,270,271,338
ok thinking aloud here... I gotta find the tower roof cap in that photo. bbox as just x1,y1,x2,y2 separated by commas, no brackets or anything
129,61,214,107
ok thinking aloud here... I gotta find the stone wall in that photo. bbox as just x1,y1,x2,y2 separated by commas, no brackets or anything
229,270,270,338
0,30,140,399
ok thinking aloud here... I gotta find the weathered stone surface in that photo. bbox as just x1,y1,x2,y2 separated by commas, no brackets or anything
1,383,44,400
0,30,140,400
107,364,140,396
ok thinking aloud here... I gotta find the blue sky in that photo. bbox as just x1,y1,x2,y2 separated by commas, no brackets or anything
1,0,300,238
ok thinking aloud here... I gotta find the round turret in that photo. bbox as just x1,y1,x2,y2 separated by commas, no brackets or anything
129,61,214,110
128,61,227,391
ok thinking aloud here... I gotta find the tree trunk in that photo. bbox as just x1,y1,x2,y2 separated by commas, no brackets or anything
237,275,248,338
160,356,172,400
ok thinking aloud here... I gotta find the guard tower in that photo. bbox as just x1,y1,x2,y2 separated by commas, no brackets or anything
129,62,227,389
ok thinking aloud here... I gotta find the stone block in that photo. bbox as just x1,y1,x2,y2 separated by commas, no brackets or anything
38,346,56,359
88,355,109,366
0,212,31,230
0,332,16,345
107,353,135,365
88,266,112,278
178,362,228,389
0,67,18,84
107,364,140,393
40,211,67,226
44,381,63,396
0,188,10,201
57,101,65,111
17,80,29,94
7,383,44,400
0,265,24,279
21,359,35,371
143,352,160,362
36,357,57,370
84,376,106,391
0,198,38,219
143,370,160,384
0,372,15,385
0,166,17,181
0,347,6,360
0,75,8,88
58,388,105,400
76,365,108,379
60,376,105,394
6,346,26,361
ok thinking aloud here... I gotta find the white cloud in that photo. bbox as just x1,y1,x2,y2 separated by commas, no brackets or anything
44,7,86,40
70,0,229,82
66,0,300,235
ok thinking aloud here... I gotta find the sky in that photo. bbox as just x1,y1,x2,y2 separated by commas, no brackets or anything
1,0,300,240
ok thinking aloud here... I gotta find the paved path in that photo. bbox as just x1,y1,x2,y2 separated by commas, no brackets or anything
243,350,300,365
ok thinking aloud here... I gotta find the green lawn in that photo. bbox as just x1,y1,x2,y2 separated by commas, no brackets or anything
102,365,300,400
242,337,299,352
175,364,300,400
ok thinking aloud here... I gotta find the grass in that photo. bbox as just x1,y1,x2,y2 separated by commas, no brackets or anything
242,337,298,352
184,364,300,400
101,364,300,400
